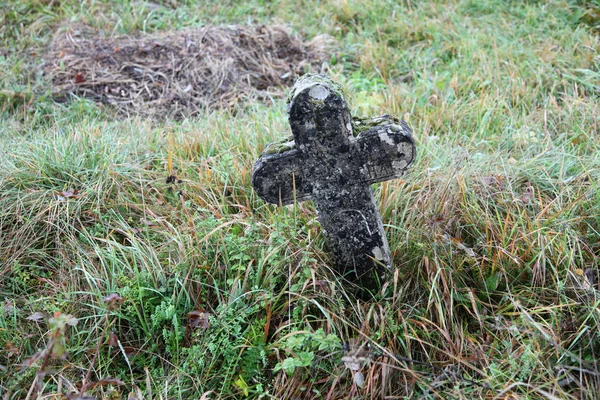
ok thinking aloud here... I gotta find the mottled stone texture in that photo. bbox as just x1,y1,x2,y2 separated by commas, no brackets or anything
252,74,415,293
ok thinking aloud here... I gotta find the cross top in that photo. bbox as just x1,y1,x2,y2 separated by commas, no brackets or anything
287,76,353,153
252,74,415,294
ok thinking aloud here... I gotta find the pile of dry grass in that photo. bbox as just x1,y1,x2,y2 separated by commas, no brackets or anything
44,24,332,117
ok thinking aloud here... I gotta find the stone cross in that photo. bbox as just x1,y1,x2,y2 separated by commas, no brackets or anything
252,74,415,294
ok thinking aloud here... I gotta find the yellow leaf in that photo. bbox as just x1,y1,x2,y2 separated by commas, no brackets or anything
234,375,249,397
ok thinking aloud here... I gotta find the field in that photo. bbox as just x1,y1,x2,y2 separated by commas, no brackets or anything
1,0,600,398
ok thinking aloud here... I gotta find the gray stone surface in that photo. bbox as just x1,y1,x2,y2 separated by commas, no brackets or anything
252,74,415,293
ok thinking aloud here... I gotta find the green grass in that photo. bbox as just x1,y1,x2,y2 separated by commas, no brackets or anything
1,0,600,398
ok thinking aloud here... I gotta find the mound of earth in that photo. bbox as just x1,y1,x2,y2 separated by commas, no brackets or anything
43,24,333,117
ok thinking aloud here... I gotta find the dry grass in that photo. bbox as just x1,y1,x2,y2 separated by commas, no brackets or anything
44,24,333,117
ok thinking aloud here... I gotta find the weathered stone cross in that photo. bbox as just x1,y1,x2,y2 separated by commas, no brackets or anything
252,74,415,293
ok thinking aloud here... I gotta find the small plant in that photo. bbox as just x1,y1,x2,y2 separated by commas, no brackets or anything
274,329,342,376
21,312,89,397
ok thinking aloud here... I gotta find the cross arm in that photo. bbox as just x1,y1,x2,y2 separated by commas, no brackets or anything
252,149,313,206
353,117,416,184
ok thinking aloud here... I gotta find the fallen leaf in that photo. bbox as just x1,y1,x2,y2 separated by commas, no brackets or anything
353,371,365,388
456,241,477,258
122,346,140,358
481,175,505,190
341,355,363,371
520,184,534,204
27,312,46,322
75,73,86,84
103,293,124,310
108,331,119,347
187,310,211,331
584,268,597,284
80,378,125,393
313,280,331,295
4,341,20,358
4,301,17,314
56,189,80,201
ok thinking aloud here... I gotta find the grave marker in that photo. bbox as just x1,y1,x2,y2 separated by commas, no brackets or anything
252,74,415,293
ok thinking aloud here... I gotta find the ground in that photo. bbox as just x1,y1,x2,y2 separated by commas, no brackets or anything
1,0,600,399
43,24,329,117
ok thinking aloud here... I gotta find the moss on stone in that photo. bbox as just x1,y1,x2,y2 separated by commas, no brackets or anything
287,73,345,105
262,114,406,155
262,136,295,154
351,115,400,137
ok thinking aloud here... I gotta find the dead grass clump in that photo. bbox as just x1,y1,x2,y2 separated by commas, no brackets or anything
43,24,333,117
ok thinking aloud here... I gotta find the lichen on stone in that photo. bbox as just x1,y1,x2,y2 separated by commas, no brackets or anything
262,114,407,155
253,74,417,295
262,136,296,155
287,73,345,104
351,115,401,137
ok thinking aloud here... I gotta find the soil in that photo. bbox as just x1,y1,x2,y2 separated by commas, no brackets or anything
43,24,333,118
